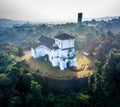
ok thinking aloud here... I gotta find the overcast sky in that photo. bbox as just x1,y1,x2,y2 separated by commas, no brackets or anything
0,0,120,22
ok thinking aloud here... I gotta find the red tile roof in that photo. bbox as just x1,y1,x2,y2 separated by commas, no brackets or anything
31,42,42,49
54,33,75,40
31,36,55,49
38,36,55,49
32,33,75,49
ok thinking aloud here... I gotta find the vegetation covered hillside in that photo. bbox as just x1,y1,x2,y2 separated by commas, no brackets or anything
0,49,120,107
0,17,120,107
0,17,120,51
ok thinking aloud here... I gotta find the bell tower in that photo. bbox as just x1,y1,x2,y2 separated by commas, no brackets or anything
78,13,83,24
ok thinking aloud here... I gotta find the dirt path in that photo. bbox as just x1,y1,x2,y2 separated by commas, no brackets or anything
15,51,32,61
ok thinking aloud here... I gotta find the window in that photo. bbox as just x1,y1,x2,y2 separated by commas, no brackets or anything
68,53,70,57
51,57,53,60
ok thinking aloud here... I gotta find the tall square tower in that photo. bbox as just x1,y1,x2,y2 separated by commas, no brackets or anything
78,13,83,24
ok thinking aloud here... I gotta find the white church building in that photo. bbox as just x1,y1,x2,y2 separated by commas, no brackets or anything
31,33,77,70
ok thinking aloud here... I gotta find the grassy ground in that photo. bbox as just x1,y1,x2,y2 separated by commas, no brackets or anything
16,51,93,79
76,54,93,78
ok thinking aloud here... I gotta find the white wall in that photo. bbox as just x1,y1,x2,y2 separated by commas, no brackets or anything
62,39,74,49
55,39,74,49
59,49,68,58
58,48,75,58
31,45,47,58
31,40,76,70
70,57,77,67
55,39,62,48
31,48,36,58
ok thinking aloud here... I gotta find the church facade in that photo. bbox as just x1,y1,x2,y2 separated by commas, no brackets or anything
31,33,76,70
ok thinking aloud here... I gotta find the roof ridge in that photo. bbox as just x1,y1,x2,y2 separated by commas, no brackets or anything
54,33,75,40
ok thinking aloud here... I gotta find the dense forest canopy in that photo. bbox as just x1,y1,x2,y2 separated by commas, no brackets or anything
0,17,120,107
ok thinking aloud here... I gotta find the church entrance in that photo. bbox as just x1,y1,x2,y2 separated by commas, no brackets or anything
44,54,49,61
67,61,71,68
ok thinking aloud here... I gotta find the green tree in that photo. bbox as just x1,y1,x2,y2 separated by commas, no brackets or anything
0,52,14,73
75,93,90,107
13,60,30,73
0,74,14,102
17,46,24,57
8,67,22,85
48,93,55,107
9,96,22,107
104,51,120,82
103,51,120,106
21,73,33,93
92,73,107,107
94,60,102,73
25,80,44,107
